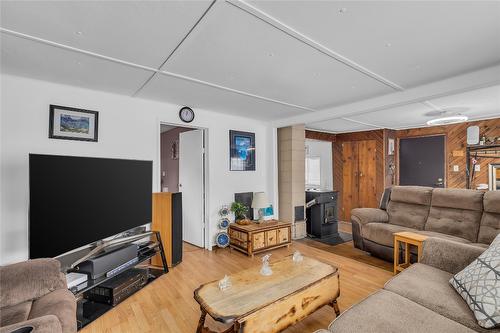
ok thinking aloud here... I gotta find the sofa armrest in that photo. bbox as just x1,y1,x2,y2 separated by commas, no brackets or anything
351,208,389,226
0,315,62,333
420,237,486,274
0,259,66,308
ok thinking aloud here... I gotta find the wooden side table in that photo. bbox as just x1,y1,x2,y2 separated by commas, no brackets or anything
393,231,428,275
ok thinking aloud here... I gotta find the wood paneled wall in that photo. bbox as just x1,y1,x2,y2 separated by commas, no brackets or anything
306,129,387,220
305,117,499,221
396,118,500,189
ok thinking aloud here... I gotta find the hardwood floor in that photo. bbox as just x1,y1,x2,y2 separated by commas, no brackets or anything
81,234,392,333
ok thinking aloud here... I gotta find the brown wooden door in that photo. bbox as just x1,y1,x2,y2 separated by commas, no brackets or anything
342,142,358,221
341,140,377,221
358,140,378,208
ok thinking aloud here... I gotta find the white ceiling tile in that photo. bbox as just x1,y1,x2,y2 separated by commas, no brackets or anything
348,85,500,129
0,0,213,68
137,73,306,120
306,118,376,133
162,1,393,110
0,33,152,96
428,85,500,119
348,103,435,129
250,1,500,88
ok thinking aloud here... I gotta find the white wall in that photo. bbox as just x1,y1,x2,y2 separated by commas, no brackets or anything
305,139,333,190
0,74,277,264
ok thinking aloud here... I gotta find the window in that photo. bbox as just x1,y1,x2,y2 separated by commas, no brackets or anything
306,157,321,187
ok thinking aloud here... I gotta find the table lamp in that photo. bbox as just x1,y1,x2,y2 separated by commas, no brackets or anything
252,192,269,223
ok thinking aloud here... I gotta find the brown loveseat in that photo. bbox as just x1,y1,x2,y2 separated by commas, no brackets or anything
351,186,500,261
316,237,500,332
0,259,76,333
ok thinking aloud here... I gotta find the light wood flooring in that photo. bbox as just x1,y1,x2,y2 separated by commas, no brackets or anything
81,229,392,333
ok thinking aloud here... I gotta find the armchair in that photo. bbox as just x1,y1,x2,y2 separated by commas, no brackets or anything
0,258,76,333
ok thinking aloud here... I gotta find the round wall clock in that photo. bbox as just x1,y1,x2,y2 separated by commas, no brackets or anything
179,106,195,123
215,231,230,248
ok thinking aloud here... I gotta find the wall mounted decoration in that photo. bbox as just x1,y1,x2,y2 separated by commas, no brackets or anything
171,139,179,160
216,205,230,248
49,105,98,142
388,138,395,155
230,130,255,171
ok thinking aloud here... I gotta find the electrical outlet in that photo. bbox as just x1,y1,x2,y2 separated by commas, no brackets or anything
475,164,481,172
453,165,459,172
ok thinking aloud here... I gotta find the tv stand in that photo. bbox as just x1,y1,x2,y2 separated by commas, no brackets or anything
59,230,168,329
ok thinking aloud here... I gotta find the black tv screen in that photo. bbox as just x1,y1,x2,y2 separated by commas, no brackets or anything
29,154,152,259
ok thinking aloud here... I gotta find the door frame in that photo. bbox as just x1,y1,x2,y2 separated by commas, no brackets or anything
157,120,210,250
396,134,447,187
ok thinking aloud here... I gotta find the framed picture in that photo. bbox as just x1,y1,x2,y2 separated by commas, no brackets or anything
49,105,98,142
388,138,395,155
230,130,255,171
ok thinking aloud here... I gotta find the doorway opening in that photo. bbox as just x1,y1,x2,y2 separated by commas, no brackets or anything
159,123,207,249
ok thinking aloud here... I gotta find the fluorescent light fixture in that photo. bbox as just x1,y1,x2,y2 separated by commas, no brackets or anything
426,115,468,126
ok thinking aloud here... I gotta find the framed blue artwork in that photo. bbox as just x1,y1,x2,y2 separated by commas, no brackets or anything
229,130,255,171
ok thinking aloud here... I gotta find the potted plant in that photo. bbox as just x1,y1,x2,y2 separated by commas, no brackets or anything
231,202,250,225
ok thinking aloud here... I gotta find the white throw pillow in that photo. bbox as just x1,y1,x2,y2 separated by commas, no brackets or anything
450,233,500,328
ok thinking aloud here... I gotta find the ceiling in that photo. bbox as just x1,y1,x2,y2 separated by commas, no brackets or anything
1,0,499,132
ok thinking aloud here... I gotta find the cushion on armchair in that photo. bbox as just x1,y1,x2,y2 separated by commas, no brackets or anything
450,233,500,329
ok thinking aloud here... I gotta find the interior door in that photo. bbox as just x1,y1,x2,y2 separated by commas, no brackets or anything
358,140,378,208
179,129,204,247
342,142,358,221
399,135,445,187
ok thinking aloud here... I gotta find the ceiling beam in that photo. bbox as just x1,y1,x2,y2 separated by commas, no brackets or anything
226,0,405,91
272,64,500,127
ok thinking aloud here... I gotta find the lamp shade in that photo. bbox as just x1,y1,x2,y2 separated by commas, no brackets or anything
251,192,269,209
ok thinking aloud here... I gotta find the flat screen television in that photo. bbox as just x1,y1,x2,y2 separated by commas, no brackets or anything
29,154,152,259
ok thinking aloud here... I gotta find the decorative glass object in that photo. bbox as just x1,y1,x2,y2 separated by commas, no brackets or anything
218,275,232,291
293,251,304,263
215,231,230,248
219,218,230,229
219,206,230,217
260,254,273,276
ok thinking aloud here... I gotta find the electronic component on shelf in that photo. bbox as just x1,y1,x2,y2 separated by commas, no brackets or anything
84,268,148,306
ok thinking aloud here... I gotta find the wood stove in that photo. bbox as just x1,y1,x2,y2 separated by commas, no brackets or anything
305,190,339,239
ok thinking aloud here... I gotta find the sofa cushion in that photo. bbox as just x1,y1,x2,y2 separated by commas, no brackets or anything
450,234,500,329
328,290,474,333
361,223,415,247
386,186,433,229
425,188,484,242
0,258,66,308
0,301,32,327
431,188,484,211
28,289,76,333
385,263,489,332
390,186,433,205
477,191,500,244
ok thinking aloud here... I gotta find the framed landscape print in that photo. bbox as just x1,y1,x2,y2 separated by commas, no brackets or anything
49,105,98,142
230,130,255,171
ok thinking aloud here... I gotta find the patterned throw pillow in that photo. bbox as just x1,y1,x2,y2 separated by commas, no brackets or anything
450,233,500,328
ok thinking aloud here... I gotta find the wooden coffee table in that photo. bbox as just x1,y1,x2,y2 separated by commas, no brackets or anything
194,256,340,333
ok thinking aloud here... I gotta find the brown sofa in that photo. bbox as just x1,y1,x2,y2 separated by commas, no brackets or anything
316,237,500,333
352,186,500,261
0,259,77,333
